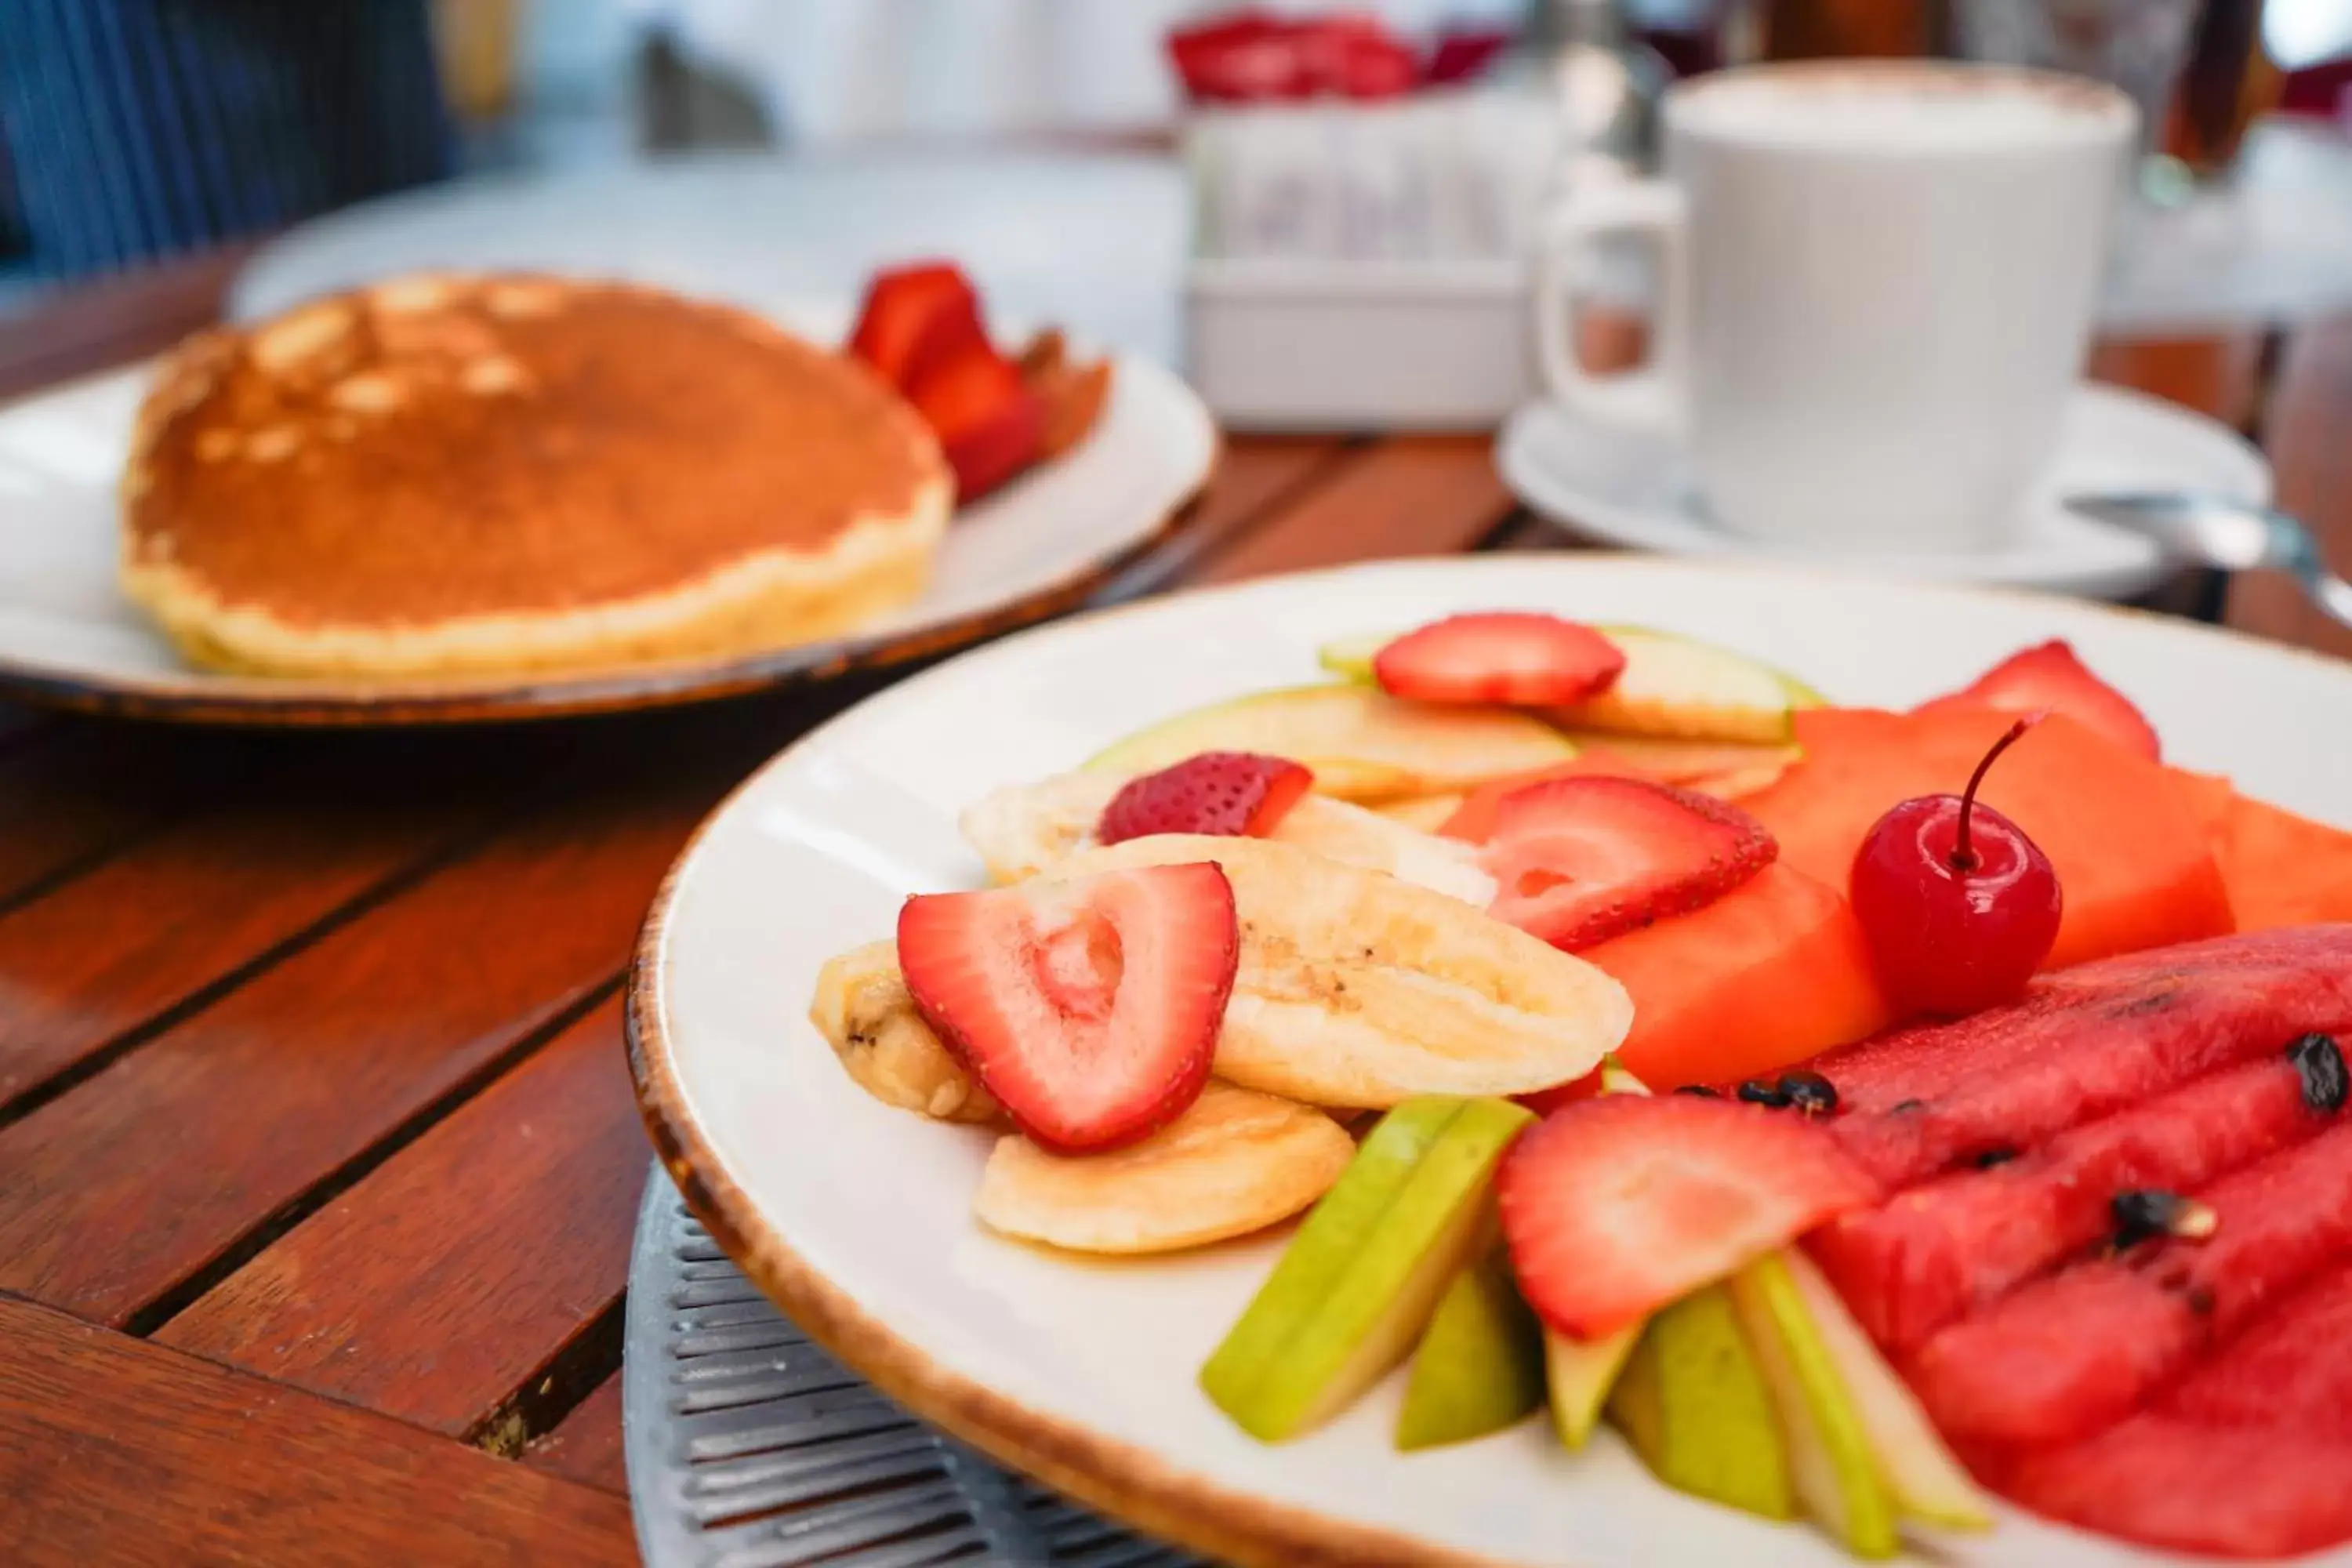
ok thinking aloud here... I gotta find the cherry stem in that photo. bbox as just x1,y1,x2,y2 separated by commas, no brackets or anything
1952,714,2043,872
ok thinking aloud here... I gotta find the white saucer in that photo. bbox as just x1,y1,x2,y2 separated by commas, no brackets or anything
1497,383,2272,601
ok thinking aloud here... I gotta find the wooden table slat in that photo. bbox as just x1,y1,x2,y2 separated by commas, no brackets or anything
2224,316,2352,658
1096,435,1354,600
0,1296,637,1568
0,724,253,913
1192,434,1522,585
0,772,714,1329
0,758,502,1116
156,999,644,1440
523,1372,630,1496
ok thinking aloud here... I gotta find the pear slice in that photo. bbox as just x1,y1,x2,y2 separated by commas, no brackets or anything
1201,1095,1534,1441
1546,1323,1642,1450
1558,627,1821,744
1730,1254,1900,1559
1318,626,1824,745
1781,1250,1993,1533
1396,1244,1545,1450
1086,684,1575,802
1608,1284,1795,1520
1544,1055,1651,1448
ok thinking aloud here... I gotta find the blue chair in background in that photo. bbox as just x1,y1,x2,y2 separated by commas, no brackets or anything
0,0,456,281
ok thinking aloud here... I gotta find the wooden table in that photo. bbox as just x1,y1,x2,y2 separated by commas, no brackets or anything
0,249,2346,1567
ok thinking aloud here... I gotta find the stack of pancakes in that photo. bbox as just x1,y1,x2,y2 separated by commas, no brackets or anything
120,274,953,680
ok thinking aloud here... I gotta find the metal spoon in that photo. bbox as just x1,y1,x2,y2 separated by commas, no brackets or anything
2064,493,2352,629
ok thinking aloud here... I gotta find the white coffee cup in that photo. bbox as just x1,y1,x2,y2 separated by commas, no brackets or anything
1536,62,2136,553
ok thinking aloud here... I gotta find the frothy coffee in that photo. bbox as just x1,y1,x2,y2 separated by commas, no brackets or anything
1672,64,2132,151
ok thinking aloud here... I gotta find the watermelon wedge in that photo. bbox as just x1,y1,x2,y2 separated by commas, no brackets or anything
1906,1116,2352,1446
2161,1258,2352,1436
1991,1416,2352,1560
1744,706,2233,971
1809,1051,2324,1352
1580,864,1891,1091
1809,924,2352,1188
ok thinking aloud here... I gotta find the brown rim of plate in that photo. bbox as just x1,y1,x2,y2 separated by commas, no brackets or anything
622,550,2352,1567
0,469,1210,729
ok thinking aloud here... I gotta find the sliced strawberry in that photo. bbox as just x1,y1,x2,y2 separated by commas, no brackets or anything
1438,752,1670,843
1098,752,1313,845
1919,640,2161,760
938,387,1047,502
1480,778,1777,950
902,310,1044,501
1500,1094,1881,1340
847,262,978,389
898,863,1236,1154
1372,613,1626,707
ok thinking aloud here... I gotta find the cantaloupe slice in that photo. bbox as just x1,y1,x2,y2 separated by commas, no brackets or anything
1743,706,2234,971
2209,790,2352,931
1579,864,1893,1091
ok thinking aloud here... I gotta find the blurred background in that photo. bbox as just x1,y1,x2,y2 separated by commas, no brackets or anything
4,0,2350,301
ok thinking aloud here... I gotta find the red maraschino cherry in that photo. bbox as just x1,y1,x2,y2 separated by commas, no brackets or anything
1851,717,2063,1017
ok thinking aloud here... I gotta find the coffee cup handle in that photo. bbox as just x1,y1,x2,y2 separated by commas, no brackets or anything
1534,180,1684,437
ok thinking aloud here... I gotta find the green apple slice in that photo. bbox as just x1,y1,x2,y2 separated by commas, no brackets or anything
1316,626,1823,744
1546,1322,1642,1450
1201,1095,1535,1441
1396,1245,1545,1450
1781,1251,1993,1533
1730,1254,1900,1559
1087,684,1575,802
1608,1285,1795,1521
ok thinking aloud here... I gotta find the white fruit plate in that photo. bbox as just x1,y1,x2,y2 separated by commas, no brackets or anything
628,554,2352,1568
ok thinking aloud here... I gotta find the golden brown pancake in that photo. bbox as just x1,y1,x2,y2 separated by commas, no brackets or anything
121,273,952,680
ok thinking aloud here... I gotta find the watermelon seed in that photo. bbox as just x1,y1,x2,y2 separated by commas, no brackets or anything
1673,1084,1722,1098
2288,1033,2347,1112
1737,1080,1792,1108
1777,1071,1838,1116
1890,1098,1926,1114
2112,1189,2219,1247
1972,1147,2019,1169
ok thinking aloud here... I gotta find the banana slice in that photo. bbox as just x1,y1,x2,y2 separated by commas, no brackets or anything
959,771,1493,905
975,1082,1355,1254
1370,793,1466,832
957,771,1128,884
1273,795,1493,906
809,939,1000,1123
1040,836,1630,1108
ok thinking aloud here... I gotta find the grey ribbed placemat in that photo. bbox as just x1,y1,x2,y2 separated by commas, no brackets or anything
622,1166,1208,1567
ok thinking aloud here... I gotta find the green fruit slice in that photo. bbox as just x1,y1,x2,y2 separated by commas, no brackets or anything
1087,684,1575,802
1544,1055,1650,1449
1546,1323,1642,1450
1730,1254,1900,1559
1202,1096,1535,1442
1561,627,1820,745
1316,626,1823,744
1608,1285,1795,1520
1781,1251,1992,1532
1396,1246,1545,1450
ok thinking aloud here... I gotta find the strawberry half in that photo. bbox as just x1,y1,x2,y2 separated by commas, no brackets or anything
1373,613,1626,706
902,297,1044,501
1500,1094,1880,1340
898,863,1236,1154
1480,777,1776,950
1098,752,1314,844
1921,639,2161,760
847,262,978,388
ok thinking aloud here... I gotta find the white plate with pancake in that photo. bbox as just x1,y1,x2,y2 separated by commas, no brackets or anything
0,314,1212,725
629,553,2352,1568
